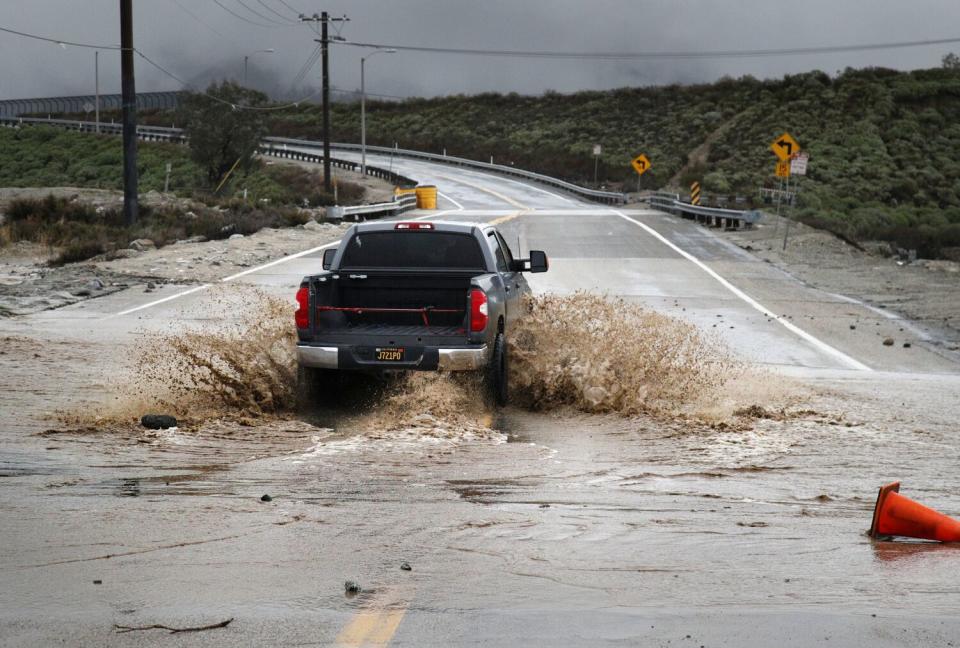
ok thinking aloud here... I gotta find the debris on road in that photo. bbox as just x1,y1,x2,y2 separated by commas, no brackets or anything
114,617,233,634
400,562,412,571
344,581,361,594
140,414,177,430
260,494,273,502
883,338,895,346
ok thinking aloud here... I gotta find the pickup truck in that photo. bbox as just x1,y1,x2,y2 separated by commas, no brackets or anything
294,220,548,405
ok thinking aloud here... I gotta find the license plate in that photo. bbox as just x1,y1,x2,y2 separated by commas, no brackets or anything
376,347,404,361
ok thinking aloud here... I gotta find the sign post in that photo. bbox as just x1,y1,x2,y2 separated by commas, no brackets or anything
593,144,602,186
768,132,802,246
631,153,651,192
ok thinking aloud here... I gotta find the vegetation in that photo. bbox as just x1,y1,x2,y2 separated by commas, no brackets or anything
0,194,310,265
257,63,960,258
181,82,269,184
20,61,960,258
0,125,364,208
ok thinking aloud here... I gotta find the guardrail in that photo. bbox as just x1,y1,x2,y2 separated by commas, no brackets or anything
265,136,626,205
327,194,418,223
647,191,762,228
259,142,418,187
0,116,626,205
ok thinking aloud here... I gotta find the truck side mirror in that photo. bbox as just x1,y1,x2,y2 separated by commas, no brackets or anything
528,250,549,273
322,248,336,270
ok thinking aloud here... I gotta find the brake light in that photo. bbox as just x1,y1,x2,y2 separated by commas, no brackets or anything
295,285,309,329
470,288,488,332
395,222,434,230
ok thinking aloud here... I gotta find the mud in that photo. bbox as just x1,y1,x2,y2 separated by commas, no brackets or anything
508,293,803,424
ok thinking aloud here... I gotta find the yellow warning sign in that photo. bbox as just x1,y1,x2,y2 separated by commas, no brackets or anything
775,160,791,178
631,154,651,176
770,133,800,161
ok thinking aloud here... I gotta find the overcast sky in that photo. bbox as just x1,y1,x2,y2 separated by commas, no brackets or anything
1,0,958,101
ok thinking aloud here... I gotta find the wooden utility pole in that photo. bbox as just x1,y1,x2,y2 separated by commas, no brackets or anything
301,12,348,194
120,0,138,224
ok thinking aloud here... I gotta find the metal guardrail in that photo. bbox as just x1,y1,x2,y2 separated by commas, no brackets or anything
327,194,418,222
0,116,625,205
259,143,418,187
647,192,762,227
266,136,627,205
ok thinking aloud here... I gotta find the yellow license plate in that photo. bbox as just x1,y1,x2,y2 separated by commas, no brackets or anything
376,348,404,361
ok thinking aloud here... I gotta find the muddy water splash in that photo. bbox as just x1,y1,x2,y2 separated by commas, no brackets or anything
507,293,785,421
85,288,298,426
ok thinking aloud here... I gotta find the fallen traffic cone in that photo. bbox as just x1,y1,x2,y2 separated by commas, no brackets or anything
869,482,960,542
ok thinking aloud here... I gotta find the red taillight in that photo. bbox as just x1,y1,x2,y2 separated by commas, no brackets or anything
469,288,488,332
395,222,434,230
295,286,309,329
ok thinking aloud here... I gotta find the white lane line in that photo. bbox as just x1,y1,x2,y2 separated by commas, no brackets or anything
612,209,873,372
112,285,211,317
437,191,465,211
106,211,455,319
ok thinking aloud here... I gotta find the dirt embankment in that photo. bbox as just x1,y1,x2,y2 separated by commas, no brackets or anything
726,214,960,350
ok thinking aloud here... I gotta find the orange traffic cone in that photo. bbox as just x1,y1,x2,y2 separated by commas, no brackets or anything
869,482,960,542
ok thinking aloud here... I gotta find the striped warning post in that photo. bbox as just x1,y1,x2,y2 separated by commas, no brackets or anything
690,181,701,206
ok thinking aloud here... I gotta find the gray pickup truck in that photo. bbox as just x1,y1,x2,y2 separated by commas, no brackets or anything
294,220,548,405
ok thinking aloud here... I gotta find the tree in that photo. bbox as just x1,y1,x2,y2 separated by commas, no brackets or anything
181,82,269,185
943,53,960,70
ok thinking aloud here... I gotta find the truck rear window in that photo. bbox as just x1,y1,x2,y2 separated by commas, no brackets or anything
340,231,485,269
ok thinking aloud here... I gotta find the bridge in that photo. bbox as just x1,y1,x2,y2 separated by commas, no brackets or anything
0,91,183,118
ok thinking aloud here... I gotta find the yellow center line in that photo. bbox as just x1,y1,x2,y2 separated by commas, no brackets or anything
433,173,527,209
488,209,529,226
335,589,412,648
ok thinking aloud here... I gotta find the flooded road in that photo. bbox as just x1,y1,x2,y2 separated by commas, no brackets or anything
3,163,960,645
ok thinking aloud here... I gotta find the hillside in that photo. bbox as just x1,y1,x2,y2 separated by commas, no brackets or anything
266,66,960,258
25,64,960,258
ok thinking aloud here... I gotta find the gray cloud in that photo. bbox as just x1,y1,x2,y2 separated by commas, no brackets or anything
0,0,958,101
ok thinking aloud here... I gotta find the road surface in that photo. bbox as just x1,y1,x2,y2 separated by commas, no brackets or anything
2,151,960,647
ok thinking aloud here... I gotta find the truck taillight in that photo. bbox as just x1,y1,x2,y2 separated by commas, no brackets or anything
295,286,309,329
469,288,488,332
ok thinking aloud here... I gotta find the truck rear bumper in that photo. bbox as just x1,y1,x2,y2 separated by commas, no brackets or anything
297,344,489,372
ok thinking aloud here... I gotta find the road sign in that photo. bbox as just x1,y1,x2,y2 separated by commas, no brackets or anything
770,132,800,161
690,181,701,205
775,161,791,178
631,154,651,176
593,144,602,156
790,153,809,176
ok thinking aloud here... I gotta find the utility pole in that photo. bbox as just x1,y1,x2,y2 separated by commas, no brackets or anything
361,48,396,176
120,0,138,225
302,12,348,193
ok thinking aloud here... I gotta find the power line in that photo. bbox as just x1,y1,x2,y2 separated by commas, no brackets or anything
233,0,297,26
255,0,298,23
167,0,228,40
339,35,960,60
210,0,280,28
274,0,304,18
288,44,322,93
134,48,322,111
0,25,121,50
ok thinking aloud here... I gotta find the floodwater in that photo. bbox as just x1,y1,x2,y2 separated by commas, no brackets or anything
3,294,960,644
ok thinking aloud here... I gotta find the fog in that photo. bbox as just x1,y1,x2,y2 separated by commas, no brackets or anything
0,0,958,101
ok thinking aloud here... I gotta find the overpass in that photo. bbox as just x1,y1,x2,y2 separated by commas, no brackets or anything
0,91,183,118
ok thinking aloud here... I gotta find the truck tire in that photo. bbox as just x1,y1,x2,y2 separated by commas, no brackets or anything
296,365,322,410
485,333,508,407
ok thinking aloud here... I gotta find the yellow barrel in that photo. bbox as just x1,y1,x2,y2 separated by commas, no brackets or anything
415,185,438,210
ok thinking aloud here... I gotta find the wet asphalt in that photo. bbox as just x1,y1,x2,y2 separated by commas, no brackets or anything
2,155,960,646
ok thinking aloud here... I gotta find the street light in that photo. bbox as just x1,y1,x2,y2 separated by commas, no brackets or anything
244,48,275,85
361,48,396,176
